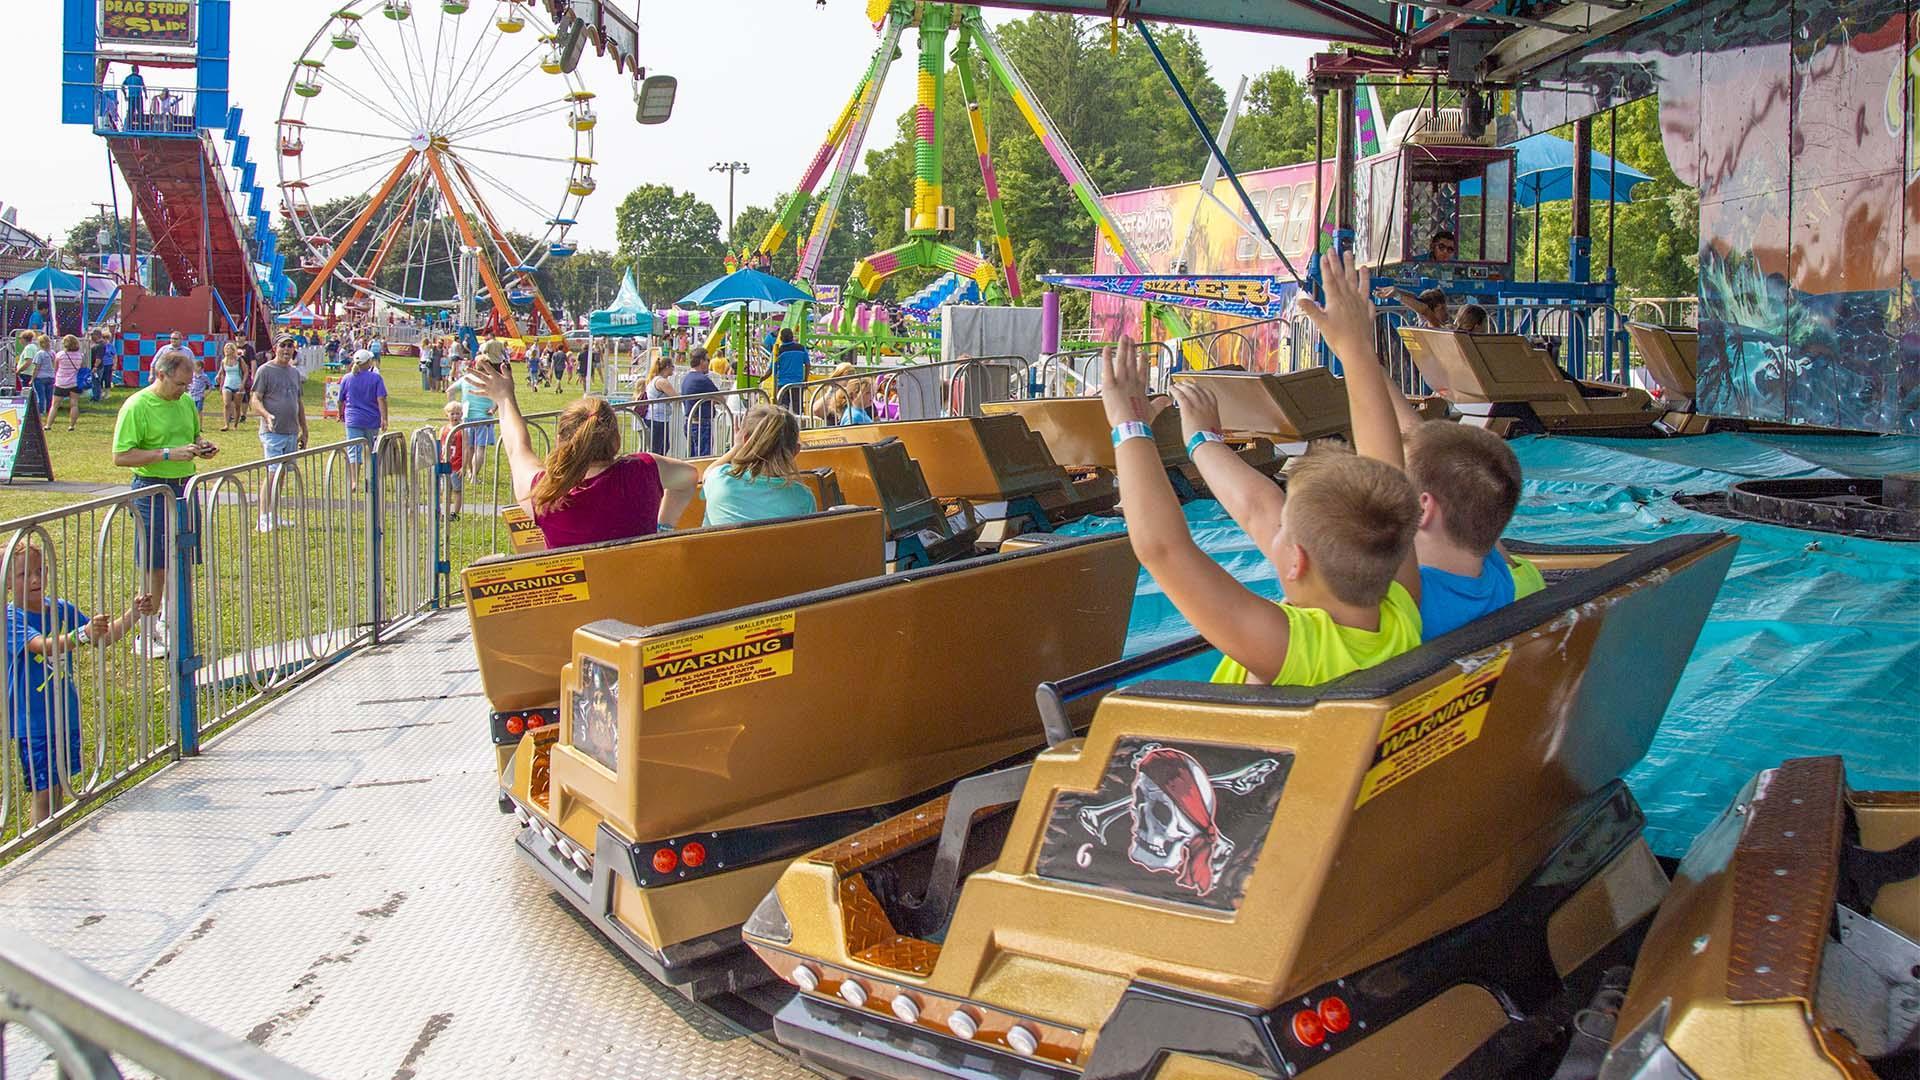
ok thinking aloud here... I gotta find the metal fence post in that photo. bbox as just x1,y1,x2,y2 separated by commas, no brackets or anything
368,437,385,644
432,456,449,607
171,492,200,757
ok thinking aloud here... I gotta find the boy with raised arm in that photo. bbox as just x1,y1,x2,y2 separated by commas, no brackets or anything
1103,340,1422,687
1301,251,1544,640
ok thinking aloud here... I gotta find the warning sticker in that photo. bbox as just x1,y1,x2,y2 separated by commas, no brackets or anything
1355,646,1511,807
641,611,796,709
467,555,589,617
502,506,547,553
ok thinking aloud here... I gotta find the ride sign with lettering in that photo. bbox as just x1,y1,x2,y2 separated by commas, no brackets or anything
100,0,197,45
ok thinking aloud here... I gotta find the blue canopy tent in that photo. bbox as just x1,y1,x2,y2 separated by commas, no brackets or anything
588,270,654,337
1461,131,1656,279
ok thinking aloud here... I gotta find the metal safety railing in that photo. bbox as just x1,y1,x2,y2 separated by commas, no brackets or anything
0,433,441,864
91,85,201,138
0,488,175,859
1625,296,1699,329
0,927,320,1080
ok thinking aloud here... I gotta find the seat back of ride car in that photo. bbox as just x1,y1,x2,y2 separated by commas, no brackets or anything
1627,322,1699,400
979,397,1186,471
800,415,1066,504
1400,327,1572,404
928,533,1737,1010
463,508,885,712
545,534,1139,846
1169,368,1352,441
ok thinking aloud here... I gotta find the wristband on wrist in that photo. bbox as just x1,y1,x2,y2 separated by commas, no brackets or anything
1185,430,1226,457
1111,420,1153,447
161,447,170,462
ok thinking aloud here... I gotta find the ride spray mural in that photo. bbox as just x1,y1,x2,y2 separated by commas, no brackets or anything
1093,161,1332,371
1515,0,1918,434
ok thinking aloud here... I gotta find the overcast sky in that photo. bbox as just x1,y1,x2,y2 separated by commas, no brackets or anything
11,1,1320,251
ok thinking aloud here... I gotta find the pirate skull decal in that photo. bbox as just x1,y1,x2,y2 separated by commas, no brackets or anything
1041,738,1291,911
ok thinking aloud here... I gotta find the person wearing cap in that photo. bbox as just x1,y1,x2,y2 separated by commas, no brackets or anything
339,348,388,493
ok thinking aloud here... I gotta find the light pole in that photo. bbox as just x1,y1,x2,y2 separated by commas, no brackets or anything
709,161,750,240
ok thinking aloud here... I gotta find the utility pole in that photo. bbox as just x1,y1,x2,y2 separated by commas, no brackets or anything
709,160,750,240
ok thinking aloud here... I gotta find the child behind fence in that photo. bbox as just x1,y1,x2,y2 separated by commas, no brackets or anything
4,541,154,825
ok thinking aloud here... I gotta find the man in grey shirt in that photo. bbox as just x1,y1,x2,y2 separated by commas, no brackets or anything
249,336,309,533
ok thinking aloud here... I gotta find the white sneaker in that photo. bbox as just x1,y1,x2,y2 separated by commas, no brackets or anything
133,633,167,660
257,518,274,534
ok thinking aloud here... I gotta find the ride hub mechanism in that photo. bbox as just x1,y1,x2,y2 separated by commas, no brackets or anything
1676,474,1920,542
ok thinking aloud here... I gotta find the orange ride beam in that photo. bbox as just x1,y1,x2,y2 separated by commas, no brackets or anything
424,148,524,340
361,168,433,289
296,148,420,310
446,153,563,340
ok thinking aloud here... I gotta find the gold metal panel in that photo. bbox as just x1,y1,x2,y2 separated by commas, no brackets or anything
802,415,1068,503
1727,756,1845,1003
1850,791,1920,941
813,795,950,874
1546,839,1668,976
1169,369,1352,442
981,398,1186,471
1628,323,1700,400
553,536,1137,843
1286,983,1508,1079
609,860,790,953
1150,1055,1263,1080
464,510,885,712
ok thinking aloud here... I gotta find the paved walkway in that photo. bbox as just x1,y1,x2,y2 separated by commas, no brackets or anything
0,612,814,1080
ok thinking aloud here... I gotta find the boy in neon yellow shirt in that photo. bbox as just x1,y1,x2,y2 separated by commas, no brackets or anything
1102,340,1422,688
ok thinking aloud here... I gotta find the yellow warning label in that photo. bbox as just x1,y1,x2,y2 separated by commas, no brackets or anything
467,554,589,617
1355,646,1511,807
502,506,547,553
641,611,796,709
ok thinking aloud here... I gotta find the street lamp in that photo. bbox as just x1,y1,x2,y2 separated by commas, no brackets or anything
710,161,750,239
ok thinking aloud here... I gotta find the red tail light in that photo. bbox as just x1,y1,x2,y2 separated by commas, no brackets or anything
652,847,678,874
505,715,525,736
526,714,546,729
1317,996,1351,1034
681,842,707,868
1290,1009,1325,1047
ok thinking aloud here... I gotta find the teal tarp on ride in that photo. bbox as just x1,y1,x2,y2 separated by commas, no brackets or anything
587,270,653,337
1059,433,1920,856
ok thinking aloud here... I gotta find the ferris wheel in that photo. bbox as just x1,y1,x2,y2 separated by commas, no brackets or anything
276,0,599,337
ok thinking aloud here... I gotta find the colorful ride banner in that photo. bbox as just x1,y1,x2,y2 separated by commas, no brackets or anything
100,0,197,45
1040,274,1299,320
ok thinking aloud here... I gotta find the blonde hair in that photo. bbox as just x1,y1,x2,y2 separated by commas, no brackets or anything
1283,454,1419,606
530,397,622,511
716,405,800,481
442,400,463,421
648,354,675,380
61,334,79,351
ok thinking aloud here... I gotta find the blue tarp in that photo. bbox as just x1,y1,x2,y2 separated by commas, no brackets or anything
1060,433,1920,856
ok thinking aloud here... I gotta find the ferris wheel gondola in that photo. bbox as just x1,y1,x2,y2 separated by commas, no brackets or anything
278,0,591,338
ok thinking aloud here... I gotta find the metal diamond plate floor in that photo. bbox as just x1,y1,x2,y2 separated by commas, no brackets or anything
0,612,818,1080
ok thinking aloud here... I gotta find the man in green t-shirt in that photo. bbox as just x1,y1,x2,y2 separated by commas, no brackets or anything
111,349,220,658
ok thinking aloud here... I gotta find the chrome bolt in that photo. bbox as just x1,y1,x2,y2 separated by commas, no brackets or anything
1007,1025,1038,1057
792,965,818,992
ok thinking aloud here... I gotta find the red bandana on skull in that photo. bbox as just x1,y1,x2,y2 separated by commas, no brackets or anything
1134,747,1224,895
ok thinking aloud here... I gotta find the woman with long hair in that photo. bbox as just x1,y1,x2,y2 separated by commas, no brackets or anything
218,341,247,430
461,358,696,548
645,354,677,454
702,405,817,526
50,334,88,430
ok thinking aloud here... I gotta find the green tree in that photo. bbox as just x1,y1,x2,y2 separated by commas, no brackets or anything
541,247,625,322
727,192,875,290
62,210,169,293
1229,68,1320,170
614,184,724,309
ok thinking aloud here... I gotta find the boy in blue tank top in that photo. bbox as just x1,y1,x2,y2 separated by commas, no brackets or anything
1310,252,1544,641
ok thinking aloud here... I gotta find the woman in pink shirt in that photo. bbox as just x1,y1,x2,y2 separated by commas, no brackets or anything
462,358,696,548
51,334,89,430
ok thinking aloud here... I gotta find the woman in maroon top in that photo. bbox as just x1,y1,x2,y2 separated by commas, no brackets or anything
463,357,696,547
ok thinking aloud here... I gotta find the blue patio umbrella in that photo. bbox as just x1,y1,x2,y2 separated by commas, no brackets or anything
677,267,815,308
1461,131,1656,277
1460,131,1654,206
2,266,85,296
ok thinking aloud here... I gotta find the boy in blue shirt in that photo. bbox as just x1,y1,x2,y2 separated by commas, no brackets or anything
1309,252,1544,640
5,542,154,824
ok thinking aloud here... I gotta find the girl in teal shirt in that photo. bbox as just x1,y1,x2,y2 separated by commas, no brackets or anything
702,405,818,526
